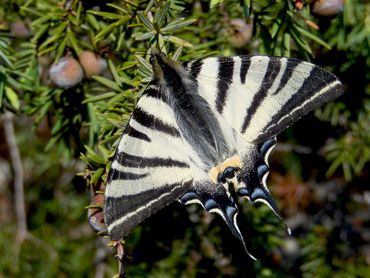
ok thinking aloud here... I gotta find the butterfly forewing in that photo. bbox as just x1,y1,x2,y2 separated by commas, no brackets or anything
104,84,193,240
187,55,344,143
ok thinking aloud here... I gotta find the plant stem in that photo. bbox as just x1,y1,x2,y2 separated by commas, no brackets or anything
3,112,27,242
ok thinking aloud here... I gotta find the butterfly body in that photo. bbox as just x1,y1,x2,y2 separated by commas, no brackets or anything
104,51,343,258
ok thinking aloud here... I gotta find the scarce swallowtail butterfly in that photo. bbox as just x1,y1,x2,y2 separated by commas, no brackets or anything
104,50,344,259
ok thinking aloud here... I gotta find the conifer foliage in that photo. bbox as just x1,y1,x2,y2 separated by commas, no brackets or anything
0,0,369,277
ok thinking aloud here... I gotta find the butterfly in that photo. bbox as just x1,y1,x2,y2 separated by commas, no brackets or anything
104,50,344,259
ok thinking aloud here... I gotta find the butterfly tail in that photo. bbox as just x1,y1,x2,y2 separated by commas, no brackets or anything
180,185,257,260
238,138,291,234
238,185,291,235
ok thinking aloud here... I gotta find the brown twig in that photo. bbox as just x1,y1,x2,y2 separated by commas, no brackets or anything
3,112,27,242
115,241,126,278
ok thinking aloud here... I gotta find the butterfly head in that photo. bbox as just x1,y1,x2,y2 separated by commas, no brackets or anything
149,48,184,82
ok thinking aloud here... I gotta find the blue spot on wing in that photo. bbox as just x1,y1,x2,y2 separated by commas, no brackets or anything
179,191,198,204
205,199,218,210
257,165,269,179
179,182,256,259
259,138,276,156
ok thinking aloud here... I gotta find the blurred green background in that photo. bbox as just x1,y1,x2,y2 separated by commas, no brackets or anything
0,0,369,277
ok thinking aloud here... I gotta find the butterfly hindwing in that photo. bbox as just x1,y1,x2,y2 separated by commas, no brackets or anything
179,181,257,258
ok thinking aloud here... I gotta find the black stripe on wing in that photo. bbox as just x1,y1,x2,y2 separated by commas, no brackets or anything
216,57,234,113
142,86,163,99
132,107,181,137
109,170,148,181
258,66,344,142
272,58,300,95
126,124,151,142
188,59,203,80
107,183,184,221
241,57,282,133
240,56,251,84
120,85,162,143
106,180,192,240
116,152,189,168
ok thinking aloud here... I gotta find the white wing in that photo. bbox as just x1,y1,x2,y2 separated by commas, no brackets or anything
105,52,343,259
104,84,193,240
185,55,344,143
